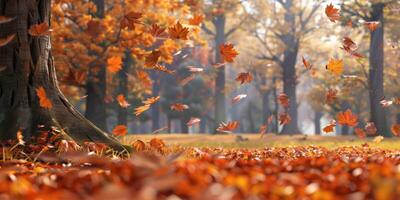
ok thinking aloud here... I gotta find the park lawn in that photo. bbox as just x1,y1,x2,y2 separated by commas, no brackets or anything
124,133,400,149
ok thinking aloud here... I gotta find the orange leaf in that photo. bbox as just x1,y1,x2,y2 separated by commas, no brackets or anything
17,129,25,145
325,4,340,23
187,118,201,127
149,24,166,37
0,34,15,47
134,104,150,116
149,138,166,150
326,89,338,104
391,124,400,137
136,70,152,87
235,72,253,85
142,96,160,105
323,121,336,133
232,94,247,104
86,20,104,36
107,56,122,74
302,56,313,70
28,22,52,36
365,122,377,135
120,12,142,30
36,87,53,109
0,16,15,24
153,64,175,74
112,125,127,136
364,21,379,32
189,15,204,26
279,113,291,125
216,121,239,133
354,128,366,139
168,21,189,40
337,109,358,127
278,93,290,108
116,94,130,108
132,140,146,151
326,58,343,75
170,103,189,112
179,75,195,86
220,43,239,63
145,50,161,68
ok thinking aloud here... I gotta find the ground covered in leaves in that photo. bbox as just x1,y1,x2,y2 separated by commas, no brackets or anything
1,139,400,200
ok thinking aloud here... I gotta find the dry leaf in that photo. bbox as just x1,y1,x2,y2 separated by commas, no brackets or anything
145,50,161,68
36,87,53,109
168,21,189,40
364,21,380,32
325,4,340,23
354,128,366,139
391,124,400,137
120,12,142,30
278,93,290,107
107,56,122,74
279,113,291,125
0,16,16,24
187,118,201,127
220,43,239,63
232,94,247,104
0,34,16,47
170,103,189,112
337,109,358,127
29,22,52,36
302,56,313,70
235,72,253,85
216,121,239,133
134,104,150,116
116,94,130,108
326,89,338,104
132,140,146,151
189,15,204,26
112,125,128,136
326,58,344,75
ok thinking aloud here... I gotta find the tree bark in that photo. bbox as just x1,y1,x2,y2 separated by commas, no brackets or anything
117,51,132,126
0,0,125,151
213,15,226,133
272,77,279,133
150,72,160,131
368,3,389,136
85,0,107,131
314,111,322,135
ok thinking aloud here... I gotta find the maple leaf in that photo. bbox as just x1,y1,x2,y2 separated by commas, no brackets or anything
136,70,152,87
0,34,15,47
187,118,201,127
302,56,313,70
391,124,400,137
326,58,344,75
134,104,150,116
153,64,175,74
28,22,52,36
149,24,166,37
145,50,161,68
142,96,160,105
149,138,165,150
337,109,358,127
326,89,338,104
279,113,291,125
216,121,239,133
232,94,247,104
325,4,340,23
364,21,379,32
235,72,253,85
0,16,15,24
220,43,239,63
341,37,363,58
278,93,290,108
323,121,336,133
36,87,53,109
107,56,122,74
132,140,146,151
179,75,195,86
354,128,366,139
170,103,189,112
112,125,127,136
63,68,86,86
116,94,130,108
168,21,189,40
189,15,204,26
120,12,142,30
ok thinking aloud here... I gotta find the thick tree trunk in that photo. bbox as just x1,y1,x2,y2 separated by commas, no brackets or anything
368,3,389,136
396,113,400,124
0,0,125,151
261,77,271,132
272,77,279,133
85,0,107,131
117,51,131,126
213,15,226,133
314,111,322,135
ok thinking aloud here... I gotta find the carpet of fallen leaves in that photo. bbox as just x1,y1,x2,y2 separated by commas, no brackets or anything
1,141,400,200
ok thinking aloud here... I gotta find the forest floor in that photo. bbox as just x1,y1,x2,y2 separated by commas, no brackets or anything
124,133,400,149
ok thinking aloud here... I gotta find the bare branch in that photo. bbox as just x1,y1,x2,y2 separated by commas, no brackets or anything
201,24,215,36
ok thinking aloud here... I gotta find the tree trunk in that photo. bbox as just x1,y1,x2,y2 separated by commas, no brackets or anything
85,0,107,131
213,15,226,133
368,3,389,136
261,77,271,132
0,0,125,151
150,72,160,131
314,111,322,135
272,77,279,133
117,51,131,126
396,113,400,124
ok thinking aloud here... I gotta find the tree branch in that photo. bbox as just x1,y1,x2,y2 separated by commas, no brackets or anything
201,24,215,36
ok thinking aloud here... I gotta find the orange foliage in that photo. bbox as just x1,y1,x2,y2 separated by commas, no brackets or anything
337,109,358,127
36,87,53,109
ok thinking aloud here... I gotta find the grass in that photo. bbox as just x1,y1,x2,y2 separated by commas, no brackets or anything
124,133,400,149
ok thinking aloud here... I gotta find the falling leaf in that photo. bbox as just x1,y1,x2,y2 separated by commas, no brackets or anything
116,94,130,108
337,109,358,127
326,58,344,75
323,121,336,133
112,125,127,136
168,21,189,40
0,34,15,47
153,64,175,74
325,4,340,23
28,22,52,36
145,50,161,68
354,128,366,139
189,15,204,26
279,113,291,125
235,72,253,85
302,56,313,70
186,66,204,73
86,20,103,36
0,16,15,24
107,56,122,74
373,136,384,143
134,104,150,116
278,93,290,107
136,70,152,87
326,89,338,104
232,94,247,104
220,43,239,63
364,21,380,32
17,130,25,145
216,121,239,133
179,75,195,86
170,103,189,112
259,125,267,138
149,138,165,150
391,124,400,136
365,122,377,135
36,87,53,109
120,12,142,30
142,96,160,105
149,24,166,37
341,37,363,58
187,118,201,127
380,99,393,107
132,140,146,151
